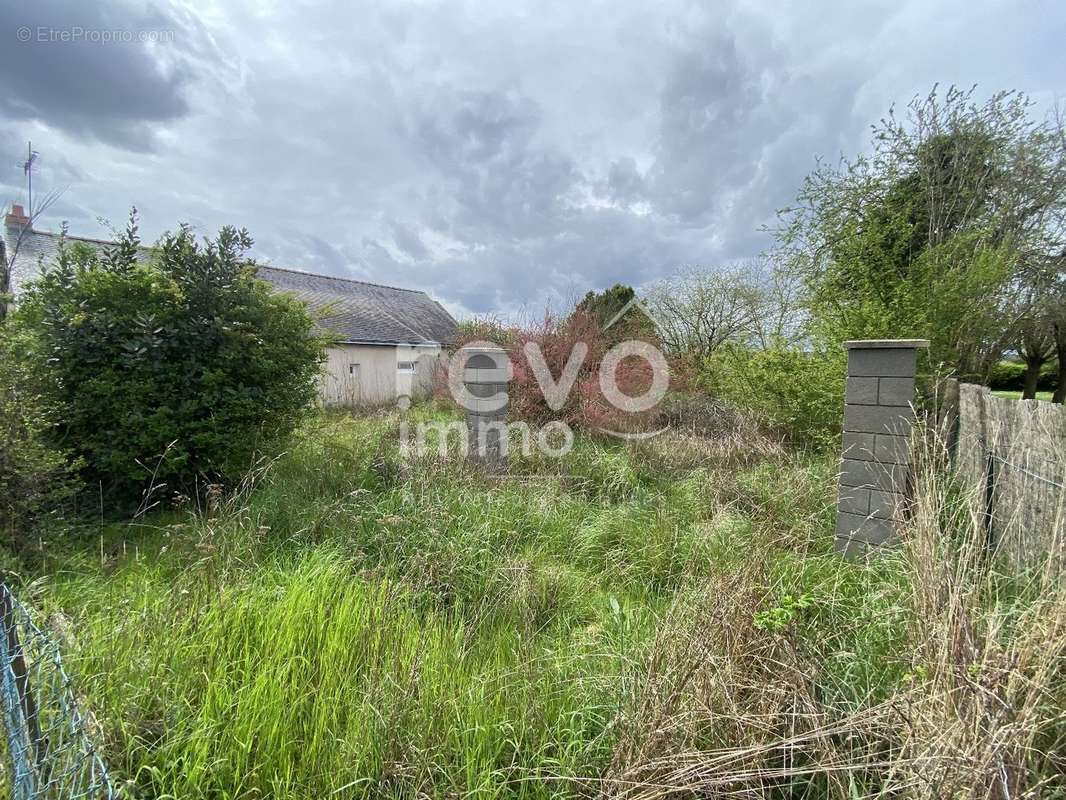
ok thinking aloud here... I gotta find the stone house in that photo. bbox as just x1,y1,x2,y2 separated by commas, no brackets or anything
2,204,455,406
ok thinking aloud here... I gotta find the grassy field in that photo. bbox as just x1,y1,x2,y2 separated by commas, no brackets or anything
4,406,1064,799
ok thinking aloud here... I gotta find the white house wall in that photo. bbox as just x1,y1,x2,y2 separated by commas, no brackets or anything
319,343,444,407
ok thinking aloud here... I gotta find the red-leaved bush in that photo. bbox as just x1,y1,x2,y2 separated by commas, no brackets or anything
436,310,673,434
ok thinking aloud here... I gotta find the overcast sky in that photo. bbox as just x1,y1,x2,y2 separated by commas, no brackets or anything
1,1,1063,318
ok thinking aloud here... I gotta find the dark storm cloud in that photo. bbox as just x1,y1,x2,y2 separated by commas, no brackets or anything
5,0,1063,317
0,0,199,150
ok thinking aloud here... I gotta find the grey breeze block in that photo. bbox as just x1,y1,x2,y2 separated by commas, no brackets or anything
842,432,911,465
843,404,914,435
835,339,928,557
847,346,918,377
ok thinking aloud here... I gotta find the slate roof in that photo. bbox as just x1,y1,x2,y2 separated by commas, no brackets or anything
256,265,456,345
4,223,456,346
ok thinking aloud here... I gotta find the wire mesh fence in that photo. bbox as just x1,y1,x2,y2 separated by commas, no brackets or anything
0,582,112,800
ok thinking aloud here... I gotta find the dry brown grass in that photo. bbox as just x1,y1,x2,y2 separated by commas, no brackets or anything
634,429,786,474
636,395,787,473
603,429,1066,800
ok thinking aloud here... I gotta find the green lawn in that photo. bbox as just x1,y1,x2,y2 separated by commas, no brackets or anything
5,407,1063,798
991,389,1056,402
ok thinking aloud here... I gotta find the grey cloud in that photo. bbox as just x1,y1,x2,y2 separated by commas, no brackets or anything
0,0,199,150
389,221,429,261
3,0,1061,319
649,36,770,225
262,232,361,279
605,157,649,208
404,203,714,315
411,89,580,240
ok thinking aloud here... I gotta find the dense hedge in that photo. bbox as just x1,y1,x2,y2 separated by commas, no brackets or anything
11,218,326,504
987,359,1059,392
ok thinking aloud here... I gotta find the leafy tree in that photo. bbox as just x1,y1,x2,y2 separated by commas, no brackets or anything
574,284,656,342
777,87,1066,380
1017,317,1056,399
13,213,326,504
645,259,829,444
1012,266,1063,399
575,284,635,324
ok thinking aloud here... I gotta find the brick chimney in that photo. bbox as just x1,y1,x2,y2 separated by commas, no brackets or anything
5,203,30,230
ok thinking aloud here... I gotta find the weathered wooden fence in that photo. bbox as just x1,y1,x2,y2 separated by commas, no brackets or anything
946,381,1065,567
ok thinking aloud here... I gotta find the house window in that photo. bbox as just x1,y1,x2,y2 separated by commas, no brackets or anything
397,361,416,374
348,363,360,376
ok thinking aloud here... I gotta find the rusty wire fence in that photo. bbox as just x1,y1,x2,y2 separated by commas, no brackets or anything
0,582,112,799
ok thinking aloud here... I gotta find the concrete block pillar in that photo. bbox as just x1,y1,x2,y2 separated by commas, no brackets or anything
836,339,929,557
461,346,510,466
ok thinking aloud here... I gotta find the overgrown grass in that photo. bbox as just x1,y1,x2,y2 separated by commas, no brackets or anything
5,407,1064,798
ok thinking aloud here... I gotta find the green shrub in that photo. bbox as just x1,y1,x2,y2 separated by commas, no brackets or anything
698,342,846,450
987,359,1026,390
0,329,81,545
1039,361,1060,391
12,215,326,504
987,359,1059,392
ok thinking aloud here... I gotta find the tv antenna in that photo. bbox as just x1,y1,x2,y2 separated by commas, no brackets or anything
22,141,39,217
